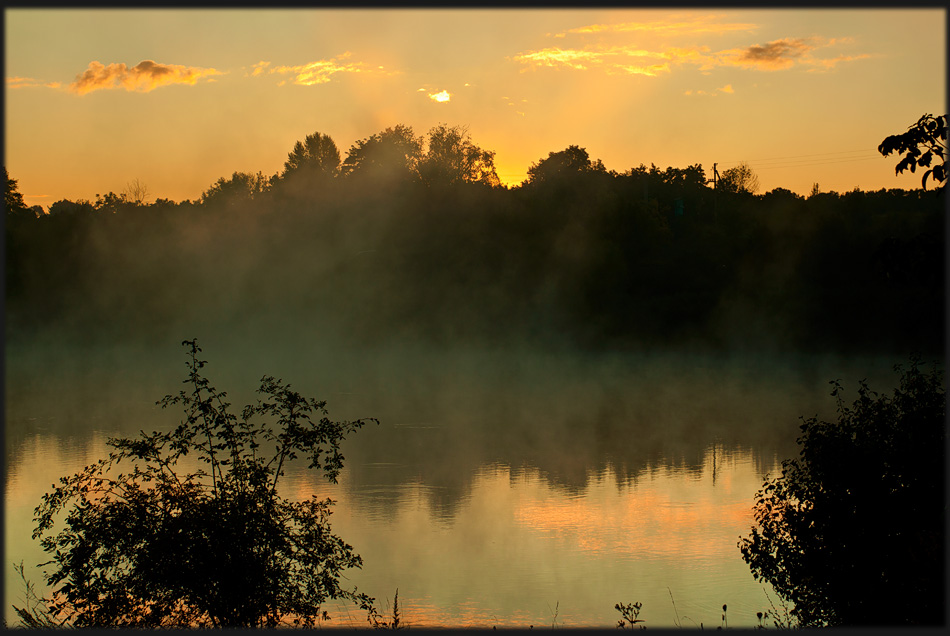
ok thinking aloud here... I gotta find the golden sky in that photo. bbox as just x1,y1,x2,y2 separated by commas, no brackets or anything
4,8,946,207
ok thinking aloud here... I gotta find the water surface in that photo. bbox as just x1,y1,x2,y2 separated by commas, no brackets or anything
4,341,898,627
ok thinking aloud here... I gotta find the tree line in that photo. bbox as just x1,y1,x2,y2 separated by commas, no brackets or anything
5,121,945,356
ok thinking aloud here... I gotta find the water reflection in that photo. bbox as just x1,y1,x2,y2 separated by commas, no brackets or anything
4,344,899,627
297,450,779,628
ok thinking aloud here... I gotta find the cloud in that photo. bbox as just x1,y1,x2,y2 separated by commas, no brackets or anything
262,52,387,86
611,63,671,77
6,76,61,90
512,44,709,74
69,60,223,95
429,90,451,103
513,36,869,75
510,47,605,71
728,38,814,70
250,61,271,77
685,84,734,97
805,53,873,71
564,14,759,37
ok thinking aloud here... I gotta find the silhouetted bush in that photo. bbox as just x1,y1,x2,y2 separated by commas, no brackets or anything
738,355,945,626
22,339,378,627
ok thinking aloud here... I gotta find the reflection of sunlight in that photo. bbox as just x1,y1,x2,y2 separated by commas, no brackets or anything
7,430,778,627
310,447,777,627
510,451,757,561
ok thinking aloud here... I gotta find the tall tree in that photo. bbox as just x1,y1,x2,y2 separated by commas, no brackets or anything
718,161,759,194
201,171,272,207
122,178,151,206
417,124,500,187
282,131,342,180
340,124,424,183
5,167,28,213
524,145,606,186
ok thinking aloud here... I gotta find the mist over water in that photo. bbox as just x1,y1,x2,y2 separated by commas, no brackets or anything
5,331,905,626
5,156,943,625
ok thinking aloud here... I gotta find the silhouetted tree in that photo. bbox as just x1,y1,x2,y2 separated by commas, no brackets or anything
417,124,500,187
47,198,96,217
762,187,802,202
5,167,27,213
93,191,130,215
718,161,759,195
122,178,150,206
878,113,947,190
23,339,378,627
282,131,341,180
340,124,423,183
201,171,272,207
739,356,945,627
524,145,606,185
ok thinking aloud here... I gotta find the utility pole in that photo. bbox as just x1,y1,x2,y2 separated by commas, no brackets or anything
707,162,719,219
707,162,719,189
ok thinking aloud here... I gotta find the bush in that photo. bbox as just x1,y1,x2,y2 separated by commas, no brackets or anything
22,339,378,627
739,355,945,626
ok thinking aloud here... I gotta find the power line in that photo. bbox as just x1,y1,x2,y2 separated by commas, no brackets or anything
749,156,881,171
718,148,877,165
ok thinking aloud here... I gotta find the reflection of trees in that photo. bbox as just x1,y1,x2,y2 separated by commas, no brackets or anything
334,353,849,515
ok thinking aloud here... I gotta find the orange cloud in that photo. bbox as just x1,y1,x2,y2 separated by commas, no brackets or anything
428,90,451,103
264,52,388,86
565,15,759,37
69,60,223,95
612,63,671,77
805,52,873,71
514,37,869,76
511,47,604,71
250,61,271,76
6,76,62,89
684,83,734,97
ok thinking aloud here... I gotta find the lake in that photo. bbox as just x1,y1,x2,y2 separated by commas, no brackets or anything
4,336,900,627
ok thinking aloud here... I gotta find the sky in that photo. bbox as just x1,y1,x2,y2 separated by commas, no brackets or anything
4,7,947,208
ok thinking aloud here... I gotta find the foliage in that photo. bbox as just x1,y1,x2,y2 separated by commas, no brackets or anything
719,161,760,194
525,145,607,185
5,122,945,355
47,199,95,217
615,601,644,629
5,166,27,212
282,131,342,179
201,171,272,206
878,113,947,190
367,588,406,630
94,191,129,214
418,123,500,187
10,561,68,628
341,124,424,182
739,355,945,627
26,339,378,627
